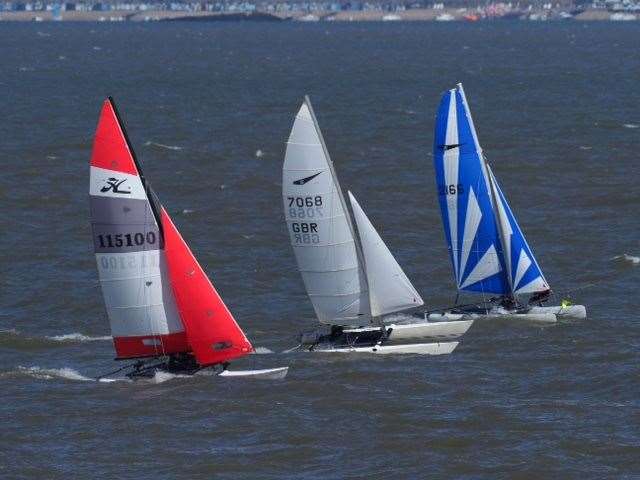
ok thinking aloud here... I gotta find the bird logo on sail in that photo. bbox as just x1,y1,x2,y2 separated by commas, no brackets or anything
438,143,462,151
100,177,131,194
293,172,322,185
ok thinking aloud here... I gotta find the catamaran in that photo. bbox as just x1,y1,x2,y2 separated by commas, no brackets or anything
90,98,288,379
428,84,586,323
282,96,471,354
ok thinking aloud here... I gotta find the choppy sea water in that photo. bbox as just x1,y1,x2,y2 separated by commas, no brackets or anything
1,22,639,479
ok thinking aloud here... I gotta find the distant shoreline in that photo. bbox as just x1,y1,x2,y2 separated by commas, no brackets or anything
0,8,636,22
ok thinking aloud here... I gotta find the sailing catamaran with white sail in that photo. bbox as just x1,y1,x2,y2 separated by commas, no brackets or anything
90,98,288,379
428,84,586,323
282,97,471,354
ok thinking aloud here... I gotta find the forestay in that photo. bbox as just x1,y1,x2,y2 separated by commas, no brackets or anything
283,98,370,326
348,192,424,317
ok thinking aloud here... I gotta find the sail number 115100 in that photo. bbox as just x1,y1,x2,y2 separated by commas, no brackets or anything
98,232,157,249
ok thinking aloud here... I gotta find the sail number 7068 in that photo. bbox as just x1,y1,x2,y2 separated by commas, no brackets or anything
287,195,324,220
287,196,323,207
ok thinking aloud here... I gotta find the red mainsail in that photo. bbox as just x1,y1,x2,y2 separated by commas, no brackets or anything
161,208,254,366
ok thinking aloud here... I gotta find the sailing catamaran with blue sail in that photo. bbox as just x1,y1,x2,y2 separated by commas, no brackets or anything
283,96,471,354
428,84,586,322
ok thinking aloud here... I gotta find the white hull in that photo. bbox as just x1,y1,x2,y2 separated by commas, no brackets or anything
428,310,556,323
528,305,587,320
218,367,289,379
313,341,458,355
427,312,466,321
386,320,473,341
427,304,586,323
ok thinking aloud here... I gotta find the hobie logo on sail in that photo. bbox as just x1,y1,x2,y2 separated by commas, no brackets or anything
100,177,131,194
293,172,322,185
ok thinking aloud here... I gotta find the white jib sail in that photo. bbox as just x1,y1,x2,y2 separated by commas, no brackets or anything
283,99,370,326
348,191,424,317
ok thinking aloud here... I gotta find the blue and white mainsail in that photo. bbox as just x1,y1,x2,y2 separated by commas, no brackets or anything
434,84,508,295
433,84,549,297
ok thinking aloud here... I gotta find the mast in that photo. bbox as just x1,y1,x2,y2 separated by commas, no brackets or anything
303,96,374,323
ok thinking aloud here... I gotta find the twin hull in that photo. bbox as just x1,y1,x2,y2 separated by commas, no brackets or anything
427,304,587,323
305,319,472,355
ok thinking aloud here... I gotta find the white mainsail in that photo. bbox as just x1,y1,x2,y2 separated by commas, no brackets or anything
283,98,370,326
348,192,424,317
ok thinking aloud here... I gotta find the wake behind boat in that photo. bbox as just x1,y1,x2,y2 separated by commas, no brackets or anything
90,98,288,380
282,96,470,354
428,84,586,324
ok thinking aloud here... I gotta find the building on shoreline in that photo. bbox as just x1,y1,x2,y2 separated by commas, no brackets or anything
0,0,638,20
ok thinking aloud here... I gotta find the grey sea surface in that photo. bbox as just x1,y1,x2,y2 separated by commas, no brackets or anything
1,22,639,479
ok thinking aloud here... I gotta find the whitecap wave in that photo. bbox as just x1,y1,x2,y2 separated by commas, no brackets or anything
47,333,112,342
623,123,639,129
16,366,94,382
11,366,132,383
612,254,640,265
98,377,131,383
252,346,274,355
151,371,190,383
144,141,183,151
0,328,19,336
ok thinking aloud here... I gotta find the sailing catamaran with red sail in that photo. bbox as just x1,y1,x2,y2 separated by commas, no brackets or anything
90,98,288,379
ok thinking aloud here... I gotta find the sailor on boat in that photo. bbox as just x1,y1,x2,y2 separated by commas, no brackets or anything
528,289,551,306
